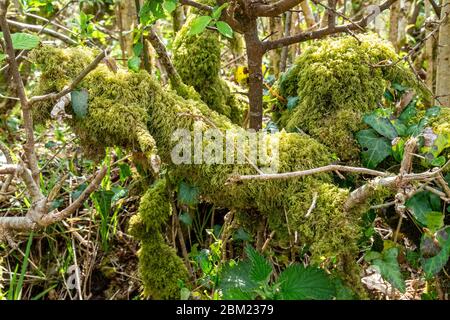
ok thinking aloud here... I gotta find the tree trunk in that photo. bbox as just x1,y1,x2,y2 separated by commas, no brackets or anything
280,11,292,73
301,0,316,28
244,20,264,131
424,0,435,91
389,0,400,51
268,17,282,77
435,1,450,106
172,5,185,33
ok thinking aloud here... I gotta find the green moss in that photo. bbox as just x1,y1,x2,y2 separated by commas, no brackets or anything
31,45,402,297
272,34,426,162
138,179,172,231
138,233,188,299
172,17,247,124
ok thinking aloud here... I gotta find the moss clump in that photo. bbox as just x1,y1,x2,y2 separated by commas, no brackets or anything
138,233,188,299
172,17,247,124
272,34,425,162
128,179,188,299
31,45,401,296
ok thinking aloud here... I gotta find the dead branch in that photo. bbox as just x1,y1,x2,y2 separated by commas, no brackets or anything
227,164,389,183
28,50,106,105
263,0,398,51
6,19,77,45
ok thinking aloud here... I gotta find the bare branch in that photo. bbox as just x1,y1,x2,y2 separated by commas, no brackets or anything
252,0,305,17
6,19,77,45
179,0,213,12
40,166,107,225
263,0,398,51
29,50,106,105
145,27,185,90
0,166,107,232
227,164,389,183
0,0,40,184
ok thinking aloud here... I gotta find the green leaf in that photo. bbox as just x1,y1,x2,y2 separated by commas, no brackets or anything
180,287,190,300
391,137,405,162
127,56,141,72
430,156,446,167
179,211,193,226
187,16,212,36
363,112,398,140
364,251,382,262
356,129,392,169
215,21,233,38
405,191,442,226
425,106,441,118
233,227,252,241
424,211,444,233
71,89,89,119
162,0,177,13
211,3,229,20
92,190,114,219
177,181,200,206
0,32,40,50
118,163,132,182
398,102,417,124
421,228,450,277
392,82,407,92
371,248,405,293
384,89,394,102
276,265,336,300
245,245,272,284
219,261,258,300
286,96,299,111
132,42,143,57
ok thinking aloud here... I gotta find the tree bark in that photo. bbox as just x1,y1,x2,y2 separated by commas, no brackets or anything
300,0,316,28
389,0,400,51
425,0,435,91
435,1,450,106
244,20,264,131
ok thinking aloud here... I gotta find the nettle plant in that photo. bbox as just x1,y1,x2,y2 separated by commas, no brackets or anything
218,245,353,300
357,84,450,293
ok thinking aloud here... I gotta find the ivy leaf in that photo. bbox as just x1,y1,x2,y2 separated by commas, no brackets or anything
370,247,405,293
177,181,200,206
392,82,407,93
276,265,336,300
188,16,212,36
405,191,441,226
430,156,446,167
356,129,392,169
233,227,252,241
162,0,177,13
421,228,450,277
363,112,398,140
0,32,40,50
286,96,299,111
384,89,394,102
424,212,444,233
215,21,233,38
127,56,141,72
71,89,89,119
179,211,193,226
425,106,441,118
398,102,417,124
245,245,272,284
